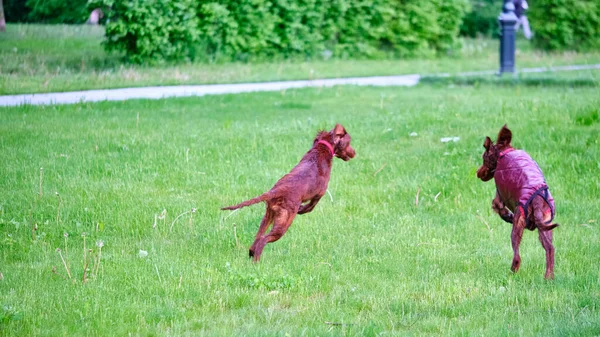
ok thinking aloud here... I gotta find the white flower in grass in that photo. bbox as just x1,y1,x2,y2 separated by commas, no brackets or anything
96,240,104,248
138,250,148,258
440,137,460,143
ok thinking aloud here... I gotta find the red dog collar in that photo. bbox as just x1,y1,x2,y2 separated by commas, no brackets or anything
499,147,515,158
317,140,335,157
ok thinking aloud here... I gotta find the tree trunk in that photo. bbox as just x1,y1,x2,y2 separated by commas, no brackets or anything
0,0,6,32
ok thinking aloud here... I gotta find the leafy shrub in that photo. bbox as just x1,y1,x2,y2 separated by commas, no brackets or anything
529,0,600,51
25,0,89,23
3,0,30,23
460,0,502,37
97,0,470,62
96,0,200,63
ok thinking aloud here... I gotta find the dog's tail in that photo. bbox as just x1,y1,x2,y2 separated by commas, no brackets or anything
538,222,559,231
221,191,273,211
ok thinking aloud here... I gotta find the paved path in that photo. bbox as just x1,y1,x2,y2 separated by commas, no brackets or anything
1,64,598,107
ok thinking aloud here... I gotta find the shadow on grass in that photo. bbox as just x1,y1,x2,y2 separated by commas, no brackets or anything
420,75,599,88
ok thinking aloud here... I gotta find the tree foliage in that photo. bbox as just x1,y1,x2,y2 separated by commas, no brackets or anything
460,0,502,37
94,0,470,63
529,0,600,51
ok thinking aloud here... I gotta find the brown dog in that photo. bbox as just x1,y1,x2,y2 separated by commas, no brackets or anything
222,124,355,262
477,125,558,279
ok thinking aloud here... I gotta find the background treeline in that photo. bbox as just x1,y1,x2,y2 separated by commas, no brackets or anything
3,0,600,62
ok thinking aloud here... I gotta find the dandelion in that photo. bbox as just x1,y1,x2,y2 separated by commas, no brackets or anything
158,209,167,228
56,248,72,279
170,208,194,232
82,233,88,282
189,208,197,231
94,240,104,278
138,250,148,258
39,167,43,197
55,192,62,224
31,223,38,241
63,232,69,255
233,223,239,248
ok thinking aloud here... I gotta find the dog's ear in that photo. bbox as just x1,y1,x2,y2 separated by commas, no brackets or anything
497,124,512,147
483,136,493,151
332,124,346,143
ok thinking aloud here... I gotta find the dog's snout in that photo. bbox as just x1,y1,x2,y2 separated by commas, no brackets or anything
348,146,356,159
476,166,485,178
477,166,493,181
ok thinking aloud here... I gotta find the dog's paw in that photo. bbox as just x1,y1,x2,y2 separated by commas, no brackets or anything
249,249,254,258
511,259,521,273
500,213,514,223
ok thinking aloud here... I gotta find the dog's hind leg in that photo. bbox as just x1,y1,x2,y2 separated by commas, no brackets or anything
534,203,555,279
510,214,526,273
249,206,274,258
538,229,555,279
251,207,296,262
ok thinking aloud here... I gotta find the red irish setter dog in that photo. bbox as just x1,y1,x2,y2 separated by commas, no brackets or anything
222,124,355,262
477,125,558,279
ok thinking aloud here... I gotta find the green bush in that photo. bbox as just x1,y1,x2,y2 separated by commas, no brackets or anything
530,0,600,51
97,0,200,63
97,0,470,63
3,0,30,23
25,0,89,23
4,0,90,23
460,0,502,37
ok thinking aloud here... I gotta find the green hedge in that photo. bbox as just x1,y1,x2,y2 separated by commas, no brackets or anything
95,0,470,63
3,0,29,22
460,0,502,37
3,0,90,23
26,0,89,23
99,0,200,63
4,0,89,23
529,0,600,51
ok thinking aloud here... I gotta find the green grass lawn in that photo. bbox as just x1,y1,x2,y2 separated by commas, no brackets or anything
2,24,600,95
1,81,599,336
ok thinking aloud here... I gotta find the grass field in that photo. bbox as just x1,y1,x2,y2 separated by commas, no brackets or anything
2,24,600,95
1,80,599,336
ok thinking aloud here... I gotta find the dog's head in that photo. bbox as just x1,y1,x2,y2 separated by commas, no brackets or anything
331,124,355,161
476,124,513,182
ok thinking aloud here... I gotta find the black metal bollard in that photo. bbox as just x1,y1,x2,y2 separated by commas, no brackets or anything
498,0,518,74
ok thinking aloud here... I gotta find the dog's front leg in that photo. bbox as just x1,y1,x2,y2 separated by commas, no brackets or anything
298,196,322,215
492,193,513,223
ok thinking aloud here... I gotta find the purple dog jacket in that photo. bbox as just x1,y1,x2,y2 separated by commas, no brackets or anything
494,148,555,230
